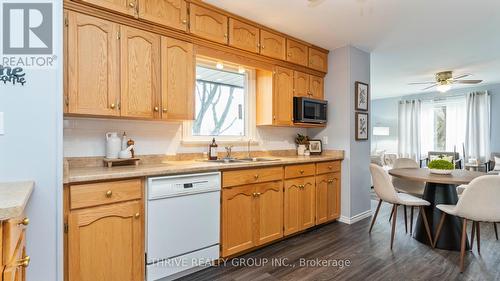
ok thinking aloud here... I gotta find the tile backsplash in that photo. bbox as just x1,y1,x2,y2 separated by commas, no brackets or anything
63,118,306,157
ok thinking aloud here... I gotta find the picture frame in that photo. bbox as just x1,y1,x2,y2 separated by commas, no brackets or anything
308,139,323,155
355,112,369,141
355,81,369,111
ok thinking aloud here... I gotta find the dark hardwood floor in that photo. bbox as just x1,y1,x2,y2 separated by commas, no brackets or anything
180,200,500,281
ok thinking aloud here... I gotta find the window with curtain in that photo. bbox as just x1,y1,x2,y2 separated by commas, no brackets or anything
420,97,466,156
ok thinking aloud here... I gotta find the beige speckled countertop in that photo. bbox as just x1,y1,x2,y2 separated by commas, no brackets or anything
0,181,34,220
66,155,343,184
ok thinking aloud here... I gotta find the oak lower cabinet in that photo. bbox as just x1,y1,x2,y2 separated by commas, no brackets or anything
283,176,315,236
1,215,30,281
221,181,283,257
256,66,294,126
316,162,341,225
65,179,144,281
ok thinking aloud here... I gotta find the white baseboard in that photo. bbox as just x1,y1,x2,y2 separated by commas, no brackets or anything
338,210,372,224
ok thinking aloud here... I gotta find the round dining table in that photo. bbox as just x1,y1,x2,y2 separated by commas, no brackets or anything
389,168,485,251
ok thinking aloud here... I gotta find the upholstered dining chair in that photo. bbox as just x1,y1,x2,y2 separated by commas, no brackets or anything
369,164,433,249
433,175,500,272
391,158,426,234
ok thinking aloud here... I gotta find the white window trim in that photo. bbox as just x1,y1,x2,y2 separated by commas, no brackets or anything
182,60,256,145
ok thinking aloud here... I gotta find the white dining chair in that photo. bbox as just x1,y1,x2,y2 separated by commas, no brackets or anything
391,158,426,234
433,175,500,272
369,164,433,249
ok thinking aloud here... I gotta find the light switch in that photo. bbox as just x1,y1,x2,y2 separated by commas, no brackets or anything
322,136,328,145
0,112,4,135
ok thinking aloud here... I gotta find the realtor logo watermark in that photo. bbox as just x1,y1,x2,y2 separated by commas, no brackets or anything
1,2,55,71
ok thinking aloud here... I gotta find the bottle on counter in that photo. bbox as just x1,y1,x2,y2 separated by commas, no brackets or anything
121,132,128,150
208,138,218,160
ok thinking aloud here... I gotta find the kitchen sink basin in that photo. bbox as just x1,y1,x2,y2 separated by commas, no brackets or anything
238,157,281,162
199,157,281,164
200,159,246,164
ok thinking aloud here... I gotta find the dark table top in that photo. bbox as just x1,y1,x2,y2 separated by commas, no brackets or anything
389,168,485,185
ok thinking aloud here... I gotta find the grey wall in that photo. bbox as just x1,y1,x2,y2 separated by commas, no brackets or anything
371,83,500,154
311,45,371,222
0,2,63,280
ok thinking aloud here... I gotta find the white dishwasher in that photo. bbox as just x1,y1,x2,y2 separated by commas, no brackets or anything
146,172,220,281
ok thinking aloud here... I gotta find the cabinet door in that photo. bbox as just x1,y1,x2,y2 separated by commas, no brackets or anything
79,0,136,17
315,174,329,225
221,185,255,257
161,37,194,120
309,75,324,100
327,172,341,221
120,26,160,119
67,12,120,116
138,0,188,31
284,178,302,236
273,67,293,126
189,4,228,44
2,232,27,281
68,201,143,281
260,30,286,60
309,47,328,72
255,181,283,246
293,71,309,98
228,18,260,53
286,39,308,66
300,177,316,230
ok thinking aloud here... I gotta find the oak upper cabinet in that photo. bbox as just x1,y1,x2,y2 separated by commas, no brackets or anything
78,0,136,17
284,176,315,236
228,18,260,53
256,67,293,126
309,75,324,100
160,37,194,120
221,185,255,257
309,47,328,72
255,181,283,246
260,30,286,60
293,71,309,97
189,3,228,44
273,67,294,125
138,0,188,31
68,200,143,281
286,39,308,66
120,25,160,119
66,12,120,116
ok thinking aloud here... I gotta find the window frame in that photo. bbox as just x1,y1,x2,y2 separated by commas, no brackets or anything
182,58,256,145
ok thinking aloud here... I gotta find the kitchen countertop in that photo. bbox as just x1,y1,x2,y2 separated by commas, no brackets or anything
66,155,343,184
0,181,34,221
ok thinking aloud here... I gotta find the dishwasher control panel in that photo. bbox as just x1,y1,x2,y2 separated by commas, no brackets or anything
147,172,221,200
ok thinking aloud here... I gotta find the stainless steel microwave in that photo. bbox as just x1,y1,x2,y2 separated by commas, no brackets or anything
293,97,328,124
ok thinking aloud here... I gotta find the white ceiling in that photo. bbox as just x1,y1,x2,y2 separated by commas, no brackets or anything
204,0,500,99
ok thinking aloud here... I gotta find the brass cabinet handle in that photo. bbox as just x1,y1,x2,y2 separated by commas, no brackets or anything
110,103,116,109
182,19,187,24
252,192,260,198
288,53,292,57
134,213,140,219
299,170,304,174
261,45,265,49
105,190,113,198
19,217,29,226
162,108,168,113
328,179,334,184
254,174,259,180
328,166,333,169
129,2,135,7
298,184,304,189
18,256,30,268
154,106,159,112
256,192,261,197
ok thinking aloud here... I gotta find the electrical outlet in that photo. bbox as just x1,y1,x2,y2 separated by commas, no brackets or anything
322,136,328,145
0,112,4,135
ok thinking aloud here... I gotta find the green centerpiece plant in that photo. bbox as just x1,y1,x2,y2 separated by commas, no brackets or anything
428,159,454,175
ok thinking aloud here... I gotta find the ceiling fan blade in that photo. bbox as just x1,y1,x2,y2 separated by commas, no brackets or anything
408,82,436,85
452,74,471,80
422,84,438,90
453,80,483,84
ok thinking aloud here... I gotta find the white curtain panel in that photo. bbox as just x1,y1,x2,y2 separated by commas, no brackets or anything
398,100,421,161
465,91,491,162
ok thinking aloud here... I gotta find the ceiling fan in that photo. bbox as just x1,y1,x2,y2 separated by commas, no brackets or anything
408,71,483,93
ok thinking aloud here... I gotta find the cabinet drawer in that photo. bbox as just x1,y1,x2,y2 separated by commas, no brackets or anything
70,179,142,209
316,161,341,174
2,214,28,263
223,167,283,188
284,164,315,179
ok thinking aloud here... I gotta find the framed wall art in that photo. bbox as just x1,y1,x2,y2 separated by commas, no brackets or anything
355,112,369,141
355,81,369,111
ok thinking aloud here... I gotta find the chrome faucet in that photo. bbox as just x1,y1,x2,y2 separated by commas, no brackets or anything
247,139,252,159
224,145,233,159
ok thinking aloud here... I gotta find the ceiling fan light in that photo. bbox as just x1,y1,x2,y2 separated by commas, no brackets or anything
436,84,451,93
